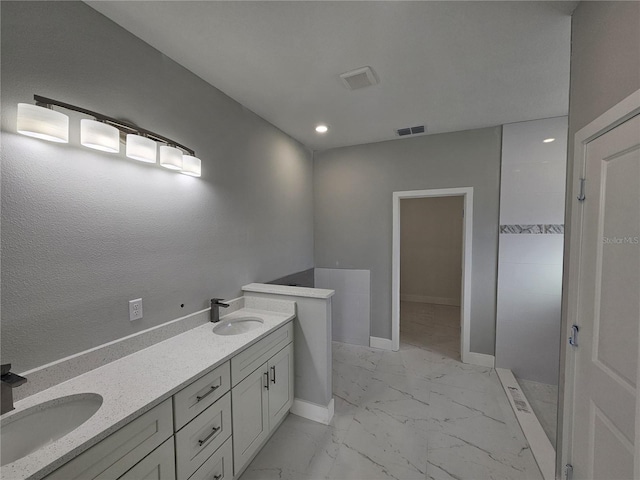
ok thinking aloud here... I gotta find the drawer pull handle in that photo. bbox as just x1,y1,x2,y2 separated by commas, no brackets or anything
196,384,220,402
264,372,269,390
271,365,276,384
198,426,221,446
213,475,222,480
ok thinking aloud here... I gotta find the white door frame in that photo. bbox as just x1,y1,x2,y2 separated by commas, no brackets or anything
391,187,474,364
560,88,640,478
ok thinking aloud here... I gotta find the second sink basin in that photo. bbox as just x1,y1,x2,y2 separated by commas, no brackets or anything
1,393,103,466
213,317,264,336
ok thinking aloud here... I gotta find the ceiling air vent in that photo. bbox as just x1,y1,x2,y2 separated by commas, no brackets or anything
339,66,378,90
396,125,426,137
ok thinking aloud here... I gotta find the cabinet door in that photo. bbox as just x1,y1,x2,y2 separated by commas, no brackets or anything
232,364,269,475
267,342,294,429
118,438,175,480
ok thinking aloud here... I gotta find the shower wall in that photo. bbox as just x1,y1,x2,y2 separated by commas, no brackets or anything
495,116,567,385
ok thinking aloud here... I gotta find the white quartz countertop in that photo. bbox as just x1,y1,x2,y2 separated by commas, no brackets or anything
1,307,295,480
243,282,335,299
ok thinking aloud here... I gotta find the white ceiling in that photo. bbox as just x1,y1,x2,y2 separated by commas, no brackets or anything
86,1,575,151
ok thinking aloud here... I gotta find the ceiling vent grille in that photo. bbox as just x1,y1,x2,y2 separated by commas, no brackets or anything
396,125,426,137
340,66,378,90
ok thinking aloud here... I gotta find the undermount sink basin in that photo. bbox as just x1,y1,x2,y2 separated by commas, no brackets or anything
1,393,103,466
213,317,264,336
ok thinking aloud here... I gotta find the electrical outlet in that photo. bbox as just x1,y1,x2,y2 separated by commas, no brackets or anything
129,298,143,321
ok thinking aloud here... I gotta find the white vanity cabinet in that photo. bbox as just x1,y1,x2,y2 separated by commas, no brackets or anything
231,323,294,476
118,438,176,480
44,320,294,480
45,399,174,480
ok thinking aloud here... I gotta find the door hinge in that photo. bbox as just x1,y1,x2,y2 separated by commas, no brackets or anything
564,463,573,480
569,325,579,347
577,178,586,202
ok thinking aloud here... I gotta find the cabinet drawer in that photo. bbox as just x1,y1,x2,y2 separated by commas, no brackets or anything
175,392,232,480
174,361,230,430
118,437,175,480
231,321,293,386
46,399,173,480
188,437,232,480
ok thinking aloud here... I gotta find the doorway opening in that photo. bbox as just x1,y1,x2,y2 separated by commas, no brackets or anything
392,187,475,365
399,196,464,360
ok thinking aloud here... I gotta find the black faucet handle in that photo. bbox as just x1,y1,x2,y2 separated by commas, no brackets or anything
1,364,11,376
211,298,230,308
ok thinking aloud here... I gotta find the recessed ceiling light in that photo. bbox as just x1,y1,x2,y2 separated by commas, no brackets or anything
543,138,555,143
315,125,328,133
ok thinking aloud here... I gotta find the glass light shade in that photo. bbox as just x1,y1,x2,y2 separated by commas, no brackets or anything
17,103,69,143
159,146,183,170
126,134,157,163
181,155,202,177
81,119,120,153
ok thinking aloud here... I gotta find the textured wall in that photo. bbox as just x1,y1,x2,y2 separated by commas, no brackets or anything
400,196,464,305
314,128,501,355
1,2,314,372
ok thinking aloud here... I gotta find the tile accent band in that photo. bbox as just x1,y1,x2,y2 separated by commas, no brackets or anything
500,224,564,234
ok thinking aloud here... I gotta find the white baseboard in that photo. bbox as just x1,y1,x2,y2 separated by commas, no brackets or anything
370,336,394,350
464,351,496,368
400,294,460,306
291,398,334,425
496,368,555,480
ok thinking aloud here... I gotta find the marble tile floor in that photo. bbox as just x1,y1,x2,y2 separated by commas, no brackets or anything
240,303,542,480
517,378,558,449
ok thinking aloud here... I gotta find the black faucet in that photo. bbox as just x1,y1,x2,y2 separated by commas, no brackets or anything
1,364,27,415
210,298,230,323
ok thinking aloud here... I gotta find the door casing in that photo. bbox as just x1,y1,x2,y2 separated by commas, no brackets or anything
390,187,483,366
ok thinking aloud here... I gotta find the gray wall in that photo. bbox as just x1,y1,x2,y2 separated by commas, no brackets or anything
1,2,314,373
314,128,502,355
558,0,640,469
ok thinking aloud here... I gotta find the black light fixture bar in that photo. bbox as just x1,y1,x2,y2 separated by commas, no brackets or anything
33,94,195,156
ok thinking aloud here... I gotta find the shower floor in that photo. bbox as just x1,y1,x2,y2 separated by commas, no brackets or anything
517,378,558,448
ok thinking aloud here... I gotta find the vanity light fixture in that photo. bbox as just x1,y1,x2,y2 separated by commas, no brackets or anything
181,155,202,177
17,103,69,143
315,125,329,133
543,138,556,143
17,95,200,176
126,134,157,163
80,119,120,153
159,145,183,170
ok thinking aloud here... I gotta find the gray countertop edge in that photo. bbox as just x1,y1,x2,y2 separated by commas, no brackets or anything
1,307,295,480
242,282,335,299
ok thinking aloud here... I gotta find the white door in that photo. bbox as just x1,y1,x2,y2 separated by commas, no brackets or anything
571,114,640,479
268,343,294,428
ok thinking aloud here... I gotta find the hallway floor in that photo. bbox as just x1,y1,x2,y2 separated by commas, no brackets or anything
240,302,542,480
400,302,461,360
